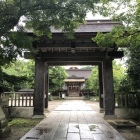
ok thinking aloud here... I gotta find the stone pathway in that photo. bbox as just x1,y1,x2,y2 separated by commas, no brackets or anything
20,100,126,140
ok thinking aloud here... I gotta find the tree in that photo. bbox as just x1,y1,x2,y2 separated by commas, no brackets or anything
0,0,101,54
127,45,140,91
93,0,140,91
2,60,35,91
84,66,99,95
0,0,103,91
49,66,68,93
0,0,104,74
113,61,126,92
84,61,126,94
0,0,100,36
2,60,68,92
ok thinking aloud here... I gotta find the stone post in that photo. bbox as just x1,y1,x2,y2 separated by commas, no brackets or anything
0,92,10,138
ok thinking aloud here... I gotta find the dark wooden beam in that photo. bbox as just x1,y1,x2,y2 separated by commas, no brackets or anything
34,41,98,48
48,62,101,66
40,52,107,58
108,51,124,58
39,57,104,62
24,51,124,61
39,51,123,59
35,32,97,41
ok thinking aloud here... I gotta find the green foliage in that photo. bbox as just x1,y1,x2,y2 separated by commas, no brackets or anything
84,66,99,95
2,60,68,92
49,66,68,93
118,75,133,92
0,0,99,36
113,61,126,92
93,32,115,47
127,45,140,91
8,118,42,127
84,61,126,94
0,0,103,68
93,0,139,48
2,60,35,91
93,26,133,48
93,0,140,92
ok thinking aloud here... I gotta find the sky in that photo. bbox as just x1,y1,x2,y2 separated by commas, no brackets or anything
86,12,109,20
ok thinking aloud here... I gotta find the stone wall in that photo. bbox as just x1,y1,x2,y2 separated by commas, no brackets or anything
1,93,9,107
10,107,34,118
115,108,140,119
1,93,10,119
0,93,10,138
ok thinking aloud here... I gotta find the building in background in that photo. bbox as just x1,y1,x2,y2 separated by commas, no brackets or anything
64,67,92,97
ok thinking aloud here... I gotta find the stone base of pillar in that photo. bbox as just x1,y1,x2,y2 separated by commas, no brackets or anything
100,108,104,113
104,115,117,120
44,109,50,112
0,107,10,138
32,115,45,119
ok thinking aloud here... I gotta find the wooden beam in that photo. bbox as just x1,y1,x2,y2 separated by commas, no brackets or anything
40,52,107,58
38,57,104,62
39,51,123,59
24,51,124,61
108,51,124,58
48,62,101,66
35,40,98,48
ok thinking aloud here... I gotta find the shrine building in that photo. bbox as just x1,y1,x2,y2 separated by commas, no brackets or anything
64,67,92,97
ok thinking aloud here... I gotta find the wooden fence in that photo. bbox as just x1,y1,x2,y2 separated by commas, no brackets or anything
115,92,140,108
5,92,34,107
3,91,140,108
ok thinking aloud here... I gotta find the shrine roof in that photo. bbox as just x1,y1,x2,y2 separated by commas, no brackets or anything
25,20,122,34
66,69,92,79
64,79,85,83
67,74,85,79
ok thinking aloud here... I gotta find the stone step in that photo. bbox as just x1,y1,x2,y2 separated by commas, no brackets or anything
65,96,84,100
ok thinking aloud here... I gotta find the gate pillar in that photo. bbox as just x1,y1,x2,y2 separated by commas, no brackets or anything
33,58,45,116
98,63,104,112
103,59,116,118
44,62,49,109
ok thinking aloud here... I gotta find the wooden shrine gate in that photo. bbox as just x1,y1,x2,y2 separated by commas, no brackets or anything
25,20,124,118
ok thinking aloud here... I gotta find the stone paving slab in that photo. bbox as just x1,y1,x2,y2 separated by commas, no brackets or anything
55,100,93,111
20,100,126,140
